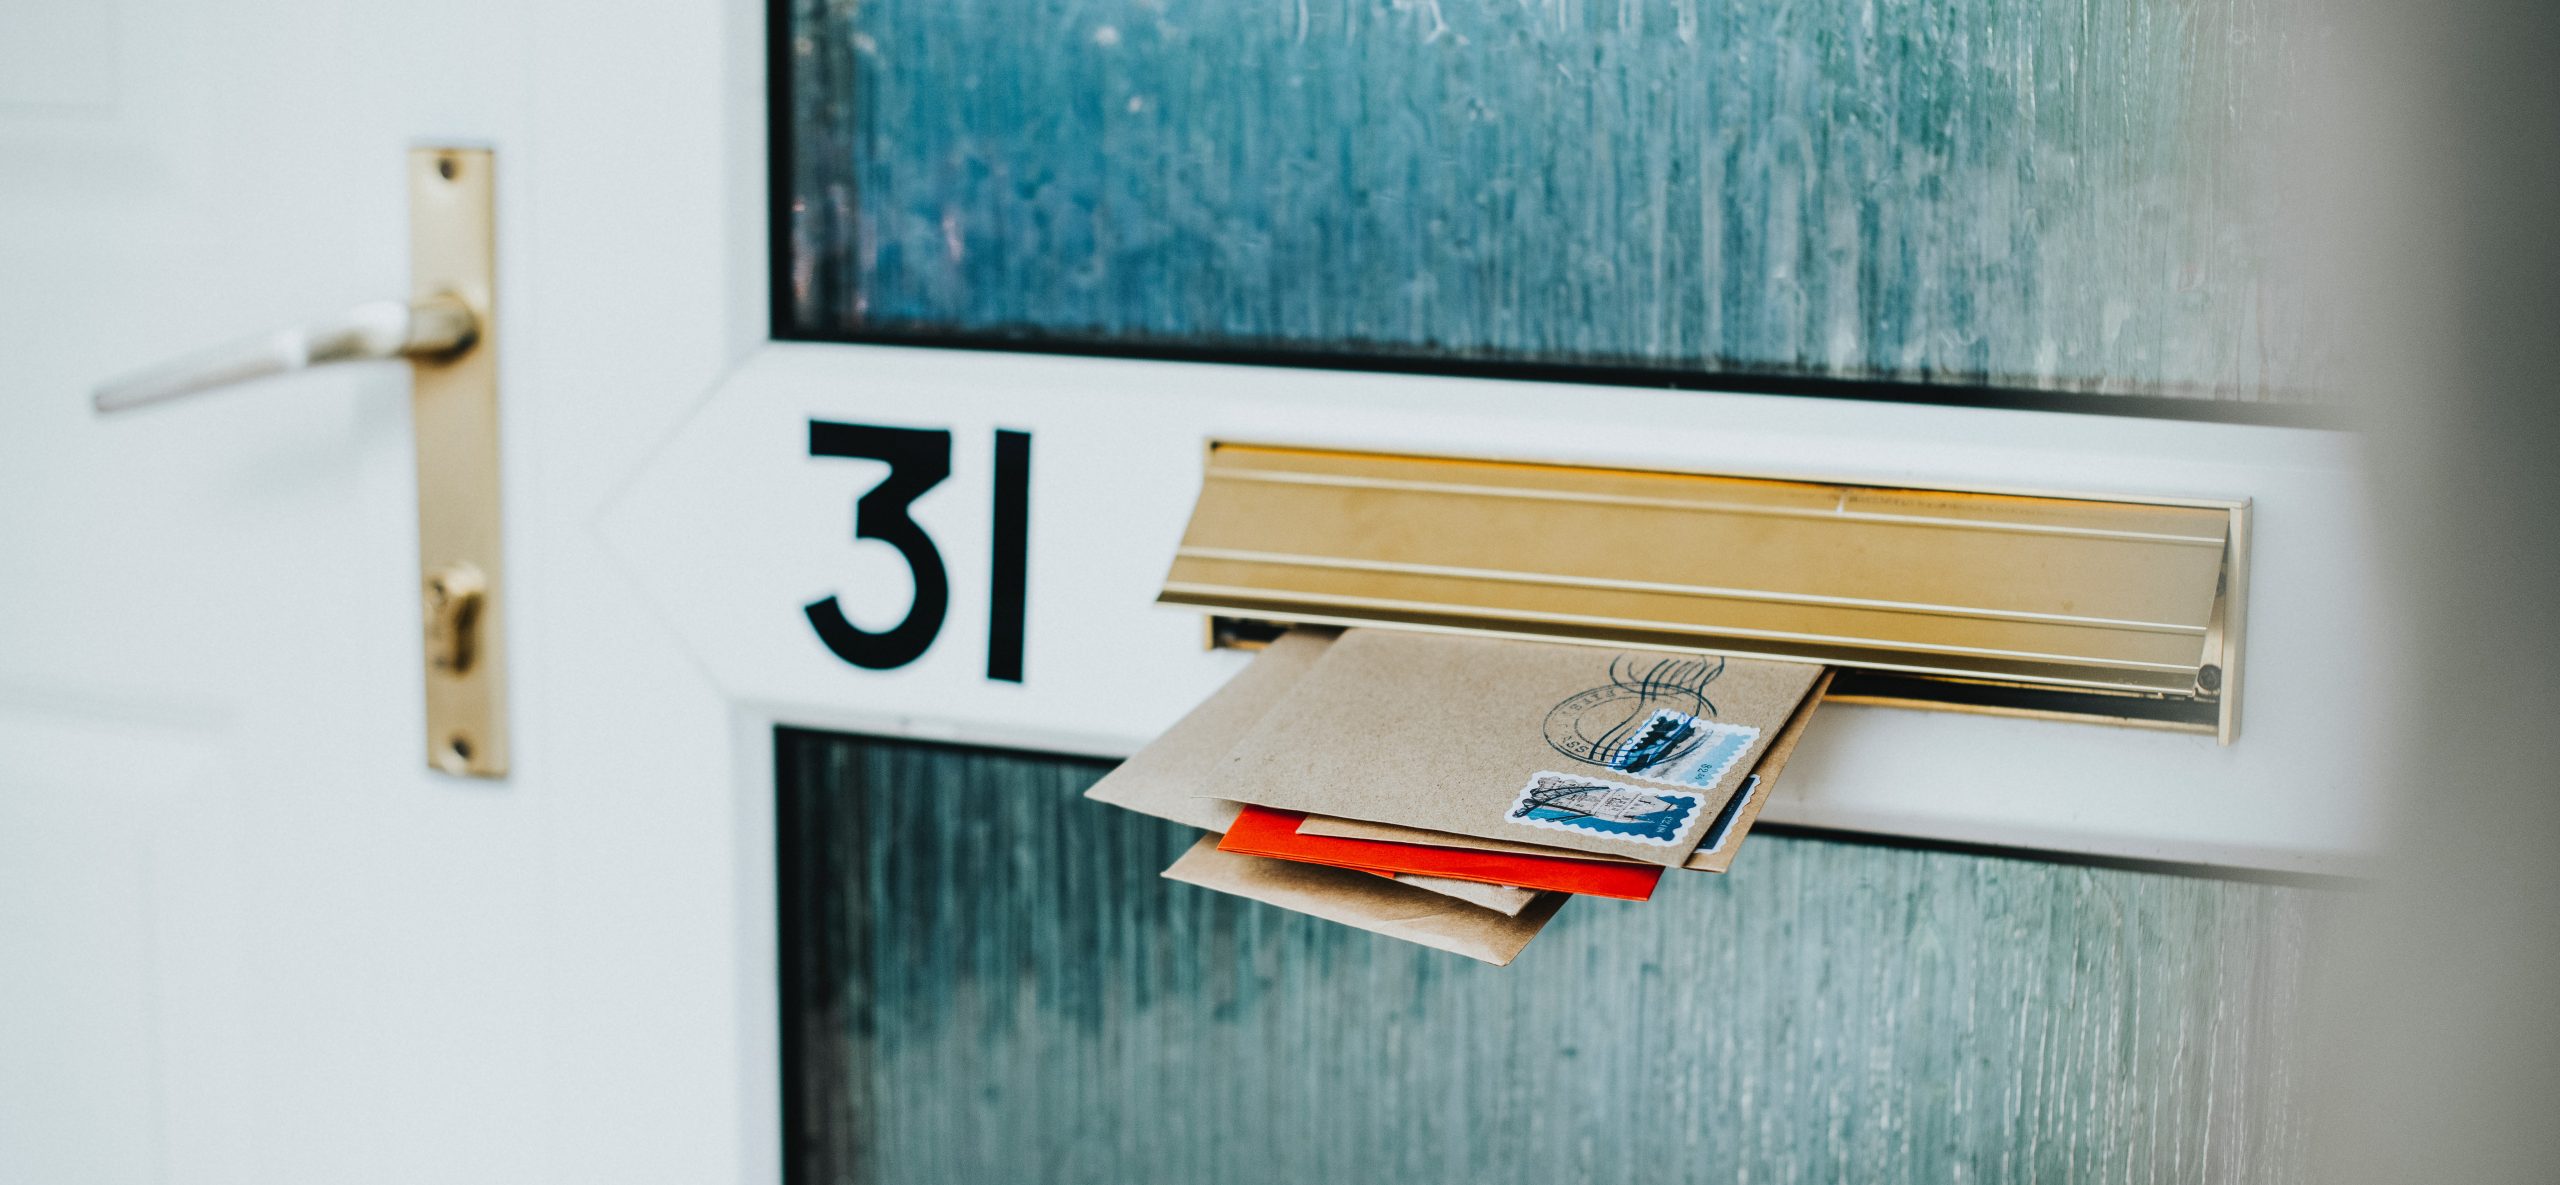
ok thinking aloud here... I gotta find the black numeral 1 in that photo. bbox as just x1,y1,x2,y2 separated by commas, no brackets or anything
986,429,1031,682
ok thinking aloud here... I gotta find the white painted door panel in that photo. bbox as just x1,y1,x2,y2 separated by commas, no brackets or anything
0,0,554,1180
0,713,233,1185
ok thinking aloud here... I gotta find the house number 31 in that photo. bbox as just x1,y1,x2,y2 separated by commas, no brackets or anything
804,420,1030,682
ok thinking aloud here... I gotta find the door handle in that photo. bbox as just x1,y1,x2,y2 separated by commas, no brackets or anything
92,294,479,414
88,147,512,779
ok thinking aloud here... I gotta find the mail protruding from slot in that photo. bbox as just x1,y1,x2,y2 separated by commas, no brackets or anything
1208,630,1824,867
1084,626,1829,965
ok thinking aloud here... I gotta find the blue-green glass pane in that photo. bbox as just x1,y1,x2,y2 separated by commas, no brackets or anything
782,0,2319,399
777,730,2319,1184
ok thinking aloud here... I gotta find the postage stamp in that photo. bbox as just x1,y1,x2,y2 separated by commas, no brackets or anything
1505,771,1705,847
1616,709,1760,788
1541,655,1760,789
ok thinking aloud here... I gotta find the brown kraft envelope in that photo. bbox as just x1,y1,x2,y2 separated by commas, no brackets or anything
1296,669,1833,873
1209,629,1825,866
1160,837,1564,966
1084,627,1538,913
1082,627,1339,833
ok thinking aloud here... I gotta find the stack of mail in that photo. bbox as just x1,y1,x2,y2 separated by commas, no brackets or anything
1086,627,1831,965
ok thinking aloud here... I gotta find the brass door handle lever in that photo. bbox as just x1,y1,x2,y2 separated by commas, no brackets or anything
89,147,510,778
91,294,478,414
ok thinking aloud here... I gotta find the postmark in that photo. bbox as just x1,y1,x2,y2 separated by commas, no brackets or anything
1541,655,1760,788
1505,771,1704,847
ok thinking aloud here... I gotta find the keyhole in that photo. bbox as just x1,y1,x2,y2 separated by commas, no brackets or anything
437,734,475,775
437,155,458,181
424,563,488,676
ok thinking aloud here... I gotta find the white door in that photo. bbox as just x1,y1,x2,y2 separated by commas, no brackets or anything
0,1,750,1180
3,1,2377,1182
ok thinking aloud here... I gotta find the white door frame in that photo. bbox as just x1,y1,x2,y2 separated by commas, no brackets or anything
514,1,2379,1179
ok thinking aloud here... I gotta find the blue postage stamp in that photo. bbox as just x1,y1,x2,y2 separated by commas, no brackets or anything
1506,771,1705,847
1610,709,1760,789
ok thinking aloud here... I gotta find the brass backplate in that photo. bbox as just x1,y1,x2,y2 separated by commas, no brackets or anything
410,147,507,777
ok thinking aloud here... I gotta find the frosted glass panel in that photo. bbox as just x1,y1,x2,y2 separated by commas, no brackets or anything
779,0,2320,401
777,730,2320,1184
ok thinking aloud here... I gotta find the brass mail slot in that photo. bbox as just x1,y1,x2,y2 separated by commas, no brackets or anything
1161,444,2248,740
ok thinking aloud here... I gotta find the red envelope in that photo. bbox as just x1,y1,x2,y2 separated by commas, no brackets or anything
1216,805,1662,901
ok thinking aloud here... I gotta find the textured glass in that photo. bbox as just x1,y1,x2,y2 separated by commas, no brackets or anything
778,730,2322,1184
781,0,2320,400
